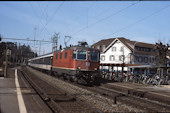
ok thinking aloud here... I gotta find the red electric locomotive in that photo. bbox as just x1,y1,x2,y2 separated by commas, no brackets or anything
52,43,100,84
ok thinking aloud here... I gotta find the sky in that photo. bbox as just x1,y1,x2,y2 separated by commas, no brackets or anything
0,1,170,55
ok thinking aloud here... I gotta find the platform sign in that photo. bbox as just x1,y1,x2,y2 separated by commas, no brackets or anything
7,49,11,56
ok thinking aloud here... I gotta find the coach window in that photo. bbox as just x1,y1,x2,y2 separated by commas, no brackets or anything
56,54,58,59
77,50,87,60
65,52,67,58
73,50,76,59
60,53,62,59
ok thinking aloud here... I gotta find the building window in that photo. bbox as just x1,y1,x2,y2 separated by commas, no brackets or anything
56,54,58,59
139,56,143,62
60,53,62,59
112,47,116,52
149,57,152,63
110,55,115,61
119,55,125,61
64,52,67,58
101,55,105,61
144,57,148,63
120,46,124,51
152,57,155,63
135,56,139,62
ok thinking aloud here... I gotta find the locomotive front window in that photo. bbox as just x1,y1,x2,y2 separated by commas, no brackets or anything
90,51,99,61
60,53,62,59
73,50,76,59
56,54,58,59
77,50,87,60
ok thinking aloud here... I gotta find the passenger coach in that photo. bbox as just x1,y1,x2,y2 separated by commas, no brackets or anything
28,53,53,71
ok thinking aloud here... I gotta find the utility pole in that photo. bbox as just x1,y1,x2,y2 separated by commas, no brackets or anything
34,27,37,57
39,41,41,56
4,44,8,78
52,32,59,52
64,36,71,48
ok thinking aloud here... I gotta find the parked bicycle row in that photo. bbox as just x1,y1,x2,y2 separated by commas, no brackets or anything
100,70,170,85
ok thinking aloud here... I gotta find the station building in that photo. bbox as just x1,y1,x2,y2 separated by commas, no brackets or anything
91,37,158,75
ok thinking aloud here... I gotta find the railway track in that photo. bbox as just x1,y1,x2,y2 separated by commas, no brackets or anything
58,74,170,112
23,66,170,112
88,86,170,112
20,66,101,113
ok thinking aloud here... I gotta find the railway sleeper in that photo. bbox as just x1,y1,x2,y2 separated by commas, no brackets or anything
118,97,158,112
54,96,77,102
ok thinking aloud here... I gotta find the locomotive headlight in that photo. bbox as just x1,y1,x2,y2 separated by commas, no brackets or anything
78,67,81,69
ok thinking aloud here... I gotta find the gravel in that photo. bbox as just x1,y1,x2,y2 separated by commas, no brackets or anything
26,66,143,112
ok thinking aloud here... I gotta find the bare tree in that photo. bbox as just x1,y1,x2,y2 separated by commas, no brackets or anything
155,41,170,78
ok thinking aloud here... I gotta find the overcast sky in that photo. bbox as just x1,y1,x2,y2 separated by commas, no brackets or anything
0,1,170,55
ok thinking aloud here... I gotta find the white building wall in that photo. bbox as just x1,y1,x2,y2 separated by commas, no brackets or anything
100,40,131,64
100,40,131,71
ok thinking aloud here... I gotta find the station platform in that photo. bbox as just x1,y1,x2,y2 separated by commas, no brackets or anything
107,82,170,104
0,67,52,113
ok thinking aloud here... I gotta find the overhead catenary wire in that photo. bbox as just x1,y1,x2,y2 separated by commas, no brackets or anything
37,2,46,22
37,1,65,38
45,2,49,22
101,4,170,38
93,2,120,19
70,1,140,37
59,1,97,33
2,37,52,43
28,2,51,37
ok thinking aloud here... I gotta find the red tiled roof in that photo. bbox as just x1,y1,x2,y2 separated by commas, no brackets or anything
91,37,156,54
91,38,115,47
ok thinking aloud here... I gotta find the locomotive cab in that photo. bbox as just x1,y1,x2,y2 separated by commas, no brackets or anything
73,49,100,71
52,45,101,85
72,48,100,84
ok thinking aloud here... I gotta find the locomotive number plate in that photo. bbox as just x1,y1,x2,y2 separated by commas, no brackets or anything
86,62,90,67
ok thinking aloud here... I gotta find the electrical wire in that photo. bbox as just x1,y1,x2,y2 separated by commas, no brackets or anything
101,4,170,38
93,2,119,19
37,1,65,38
28,2,51,37
70,1,140,37
59,1,97,33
